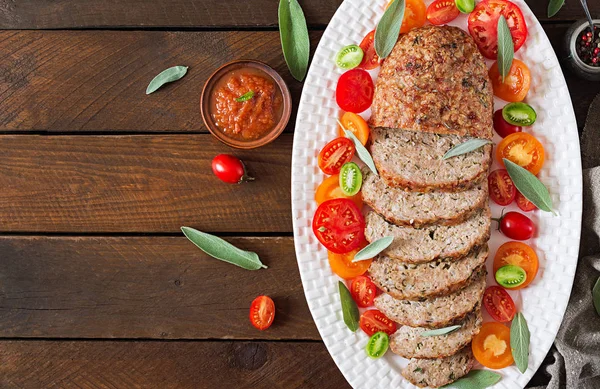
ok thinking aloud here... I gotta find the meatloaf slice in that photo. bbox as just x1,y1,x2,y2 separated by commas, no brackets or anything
361,168,488,227
369,127,493,192
374,268,486,328
402,345,475,388
368,245,488,300
370,25,493,140
390,306,482,359
364,208,491,263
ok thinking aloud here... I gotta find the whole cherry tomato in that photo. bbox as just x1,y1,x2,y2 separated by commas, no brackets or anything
212,154,254,184
495,211,535,240
493,109,522,138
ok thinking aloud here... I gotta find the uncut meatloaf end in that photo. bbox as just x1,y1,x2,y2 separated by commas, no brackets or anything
370,25,493,140
401,345,475,388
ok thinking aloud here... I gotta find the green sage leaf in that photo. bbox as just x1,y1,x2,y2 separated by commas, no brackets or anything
339,281,360,332
181,227,267,270
511,312,530,373
442,370,502,389
146,65,188,94
278,0,310,81
503,159,555,213
548,0,565,18
375,0,406,59
497,15,514,83
236,91,255,102
421,325,461,337
339,120,379,176
593,277,600,316
443,139,492,159
352,236,394,262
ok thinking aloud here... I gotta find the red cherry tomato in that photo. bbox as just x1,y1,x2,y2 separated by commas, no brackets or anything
317,137,356,175
496,211,535,240
249,295,275,330
488,169,516,206
212,154,253,184
359,310,397,336
483,286,516,322
336,69,374,113
358,30,380,70
516,191,537,212
350,276,377,307
426,0,460,25
312,198,365,254
493,109,522,138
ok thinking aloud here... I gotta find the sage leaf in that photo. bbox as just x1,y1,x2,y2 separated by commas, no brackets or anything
497,15,514,83
548,0,565,18
339,281,359,332
421,325,461,337
443,139,492,159
442,370,502,389
353,237,393,262
339,120,379,176
503,159,555,213
181,227,267,270
511,312,530,373
278,0,310,81
236,91,254,102
375,0,406,59
593,277,600,316
146,66,188,94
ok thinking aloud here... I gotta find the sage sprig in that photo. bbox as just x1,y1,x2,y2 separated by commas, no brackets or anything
236,91,255,102
339,281,360,332
375,0,406,59
442,370,502,389
352,237,393,262
443,139,492,159
511,312,530,373
146,66,188,94
497,15,514,83
181,227,267,270
504,159,555,214
548,0,565,18
278,0,310,81
421,325,461,337
339,120,379,176
593,277,600,316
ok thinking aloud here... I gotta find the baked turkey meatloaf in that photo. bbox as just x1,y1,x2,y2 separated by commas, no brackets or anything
402,345,475,388
369,25,493,140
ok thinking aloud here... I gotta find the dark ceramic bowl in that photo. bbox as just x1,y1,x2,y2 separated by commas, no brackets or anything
564,19,600,81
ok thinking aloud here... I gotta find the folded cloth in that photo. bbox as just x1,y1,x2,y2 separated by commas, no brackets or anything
530,95,600,389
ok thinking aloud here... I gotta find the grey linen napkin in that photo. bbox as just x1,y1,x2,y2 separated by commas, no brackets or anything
530,95,600,389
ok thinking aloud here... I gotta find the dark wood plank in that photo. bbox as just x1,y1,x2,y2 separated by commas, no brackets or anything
0,340,349,389
0,134,292,233
0,236,319,340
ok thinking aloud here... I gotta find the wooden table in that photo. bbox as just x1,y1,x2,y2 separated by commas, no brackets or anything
0,1,597,387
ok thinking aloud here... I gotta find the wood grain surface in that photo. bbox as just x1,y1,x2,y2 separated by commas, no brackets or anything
0,134,292,233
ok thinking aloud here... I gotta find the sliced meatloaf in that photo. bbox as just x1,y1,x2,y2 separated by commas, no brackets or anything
368,245,488,300
369,127,493,192
364,208,491,263
370,25,493,140
402,345,475,388
374,268,486,328
390,307,482,359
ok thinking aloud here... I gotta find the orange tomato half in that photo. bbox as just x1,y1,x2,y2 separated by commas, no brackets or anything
494,241,539,290
338,112,370,146
472,322,514,369
496,132,545,175
315,175,363,208
386,0,427,34
328,242,373,280
489,59,531,102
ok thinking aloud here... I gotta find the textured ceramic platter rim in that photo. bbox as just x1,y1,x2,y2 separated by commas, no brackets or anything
291,0,583,387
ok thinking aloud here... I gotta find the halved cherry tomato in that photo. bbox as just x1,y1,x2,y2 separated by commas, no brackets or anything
313,198,365,254
315,175,363,208
351,275,377,307
516,191,537,212
318,137,355,175
496,132,545,175
468,0,528,59
358,30,380,70
483,286,516,322
249,295,275,330
328,245,373,280
359,310,397,336
338,112,370,145
493,241,539,289
493,109,522,138
400,0,427,33
472,322,514,369
426,0,460,25
489,59,531,102
336,69,374,113
488,169,516,206
496,211,535,240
